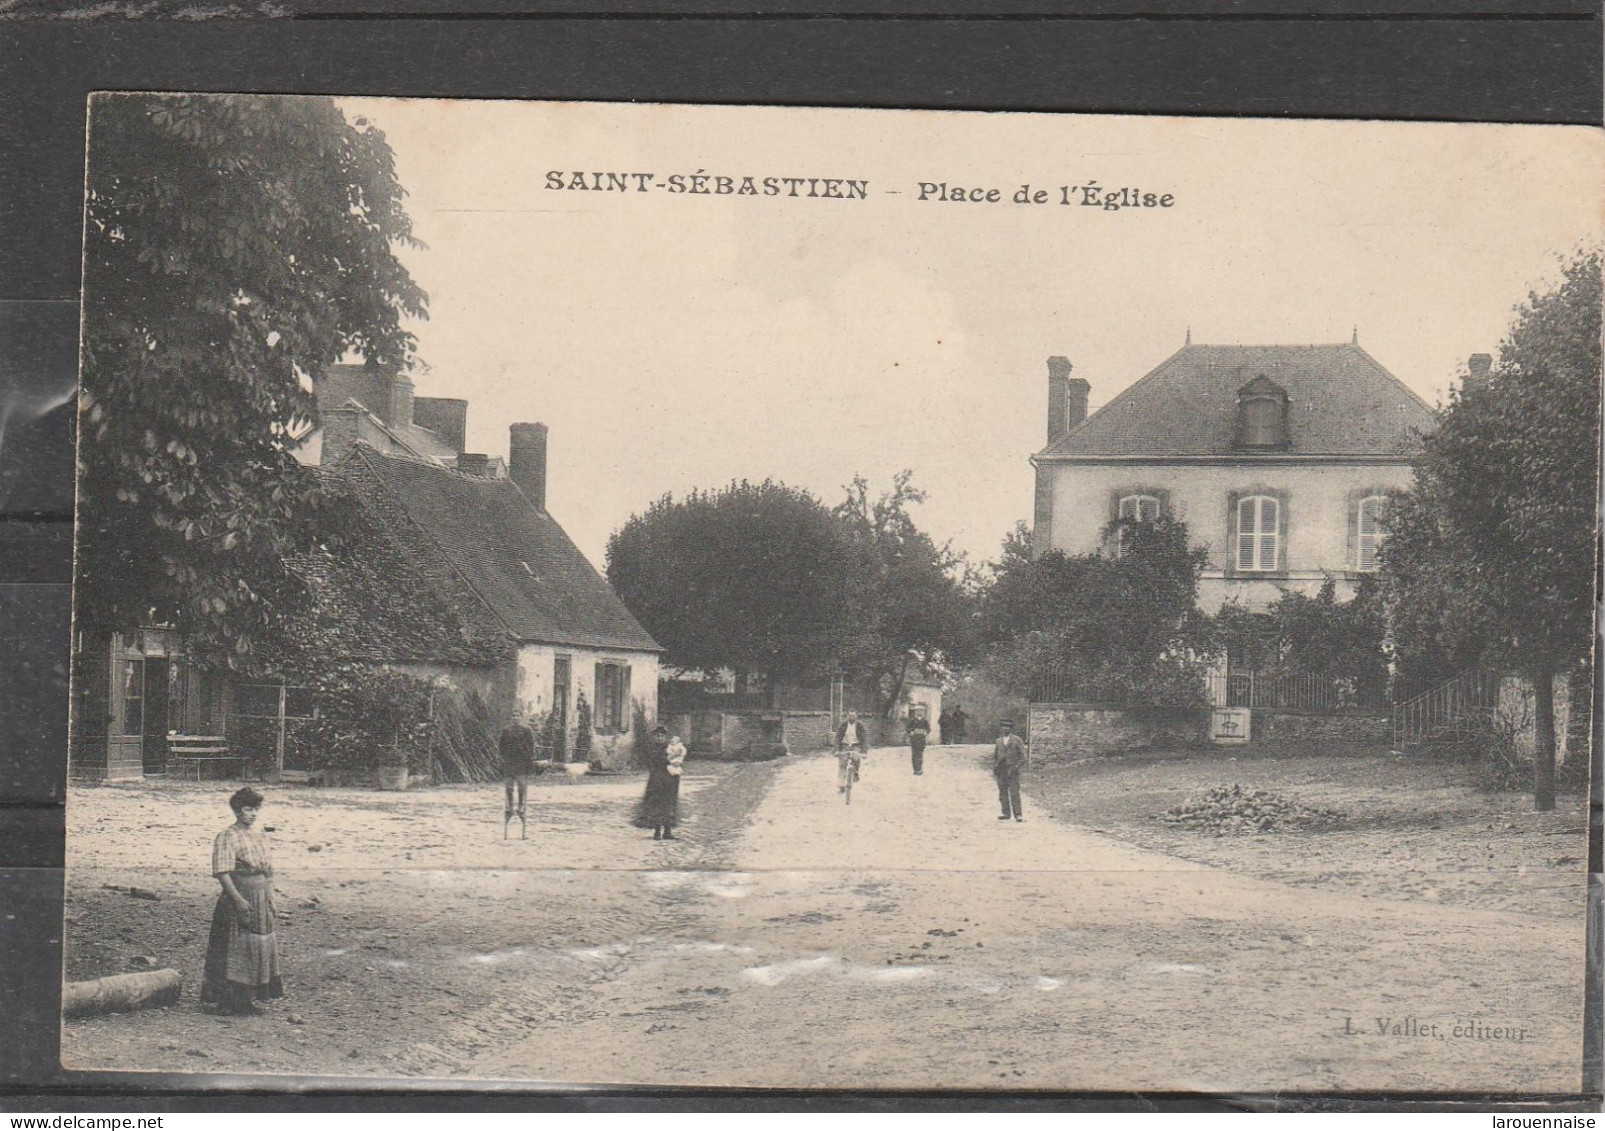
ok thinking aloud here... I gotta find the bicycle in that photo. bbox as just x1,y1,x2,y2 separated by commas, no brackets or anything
837,747,862,805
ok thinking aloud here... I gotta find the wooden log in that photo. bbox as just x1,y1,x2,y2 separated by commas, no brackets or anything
62,969,182,1017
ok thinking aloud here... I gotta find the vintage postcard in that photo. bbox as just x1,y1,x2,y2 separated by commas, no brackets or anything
62,95,1601,1092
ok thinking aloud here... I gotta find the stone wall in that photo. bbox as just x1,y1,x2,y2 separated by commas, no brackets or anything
782,711,834,754
1028,701,1393,759
1027,703,1207,760
1250,710,1392,749
660,709,791,760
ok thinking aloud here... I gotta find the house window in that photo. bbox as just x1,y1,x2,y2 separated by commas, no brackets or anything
1356,495,1387,571
1116,493,1162,556
1118,494,1162,524
594,661,632,734
1236,495,1280,572
1234,375,1289,449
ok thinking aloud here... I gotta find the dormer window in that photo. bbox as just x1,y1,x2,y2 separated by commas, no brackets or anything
1234,375,1289,449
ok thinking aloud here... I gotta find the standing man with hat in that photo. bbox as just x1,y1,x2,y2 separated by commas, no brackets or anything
906,709,931,776
992,719,1027,823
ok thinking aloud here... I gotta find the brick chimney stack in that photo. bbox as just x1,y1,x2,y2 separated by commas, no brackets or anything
456,452,490,478
509,423,548,511
1046,356,1091,444
388,371,415,430
1467,353,1493,382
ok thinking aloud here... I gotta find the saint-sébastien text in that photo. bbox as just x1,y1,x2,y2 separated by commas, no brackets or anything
545,171,870,199
545,171,1177,210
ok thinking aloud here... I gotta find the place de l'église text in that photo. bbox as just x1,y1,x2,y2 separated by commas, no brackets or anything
545,170,1176,211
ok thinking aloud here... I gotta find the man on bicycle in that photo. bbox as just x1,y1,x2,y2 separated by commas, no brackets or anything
836,710,870,793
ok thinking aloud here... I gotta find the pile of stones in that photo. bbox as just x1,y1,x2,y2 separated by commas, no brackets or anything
1155,783,1344,836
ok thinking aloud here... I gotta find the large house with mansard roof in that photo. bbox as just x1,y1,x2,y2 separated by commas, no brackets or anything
1029,337,1449,613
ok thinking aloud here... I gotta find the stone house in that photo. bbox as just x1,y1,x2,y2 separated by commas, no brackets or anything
71,366,660,779
313,440,663,769
1030,337,1443,614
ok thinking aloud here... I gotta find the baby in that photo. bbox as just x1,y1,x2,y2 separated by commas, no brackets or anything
666,735,687,776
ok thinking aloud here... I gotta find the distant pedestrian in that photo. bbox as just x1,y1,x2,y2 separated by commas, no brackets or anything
633,724,681,840
499,714,540,823
201,787,283,1016
836,710,870,793
906,711,930,775
950,704,969,744
938,708,953,745
992,720,1027,823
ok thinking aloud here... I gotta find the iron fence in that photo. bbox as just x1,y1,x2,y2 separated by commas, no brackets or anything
1391,668,1503,749
1205,672,1387,713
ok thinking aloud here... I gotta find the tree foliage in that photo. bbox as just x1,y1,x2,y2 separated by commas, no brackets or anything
831,471,976,710
607,473,973,701
1379,248,1601,808
606,480,857,683
980,516,1214,706
76,94,426,664
1213,578,1390,702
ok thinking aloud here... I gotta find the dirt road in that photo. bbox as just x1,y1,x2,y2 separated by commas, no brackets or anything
63,746,1587,1092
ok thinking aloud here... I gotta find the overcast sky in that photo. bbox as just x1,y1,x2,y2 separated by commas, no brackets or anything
345,99,1601,571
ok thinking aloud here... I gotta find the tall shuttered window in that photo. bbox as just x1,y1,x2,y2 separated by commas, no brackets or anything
1236,495,1280,572
594,661,632,733
1116,494,1162,556
1356,495,1387,571
1118,494,1162,524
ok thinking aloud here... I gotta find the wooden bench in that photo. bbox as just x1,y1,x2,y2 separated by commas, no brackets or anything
166,734,243,780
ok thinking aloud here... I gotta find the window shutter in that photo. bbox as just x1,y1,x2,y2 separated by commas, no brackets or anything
1235,497,1256,571
1226,492,1240,574
1264,495,1282,571
621,665,632,730
1345,490,1360,571
1357,496,1383,571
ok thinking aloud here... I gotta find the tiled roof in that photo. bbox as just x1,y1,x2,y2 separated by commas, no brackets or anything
280,522,512,669
336,446,662,653
1036,343,1436,460
317,364,459,465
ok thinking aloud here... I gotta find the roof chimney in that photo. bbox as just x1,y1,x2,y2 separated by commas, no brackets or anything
388,371,415,430
1046,356,1090,443
509,423,548,511
413,397,468,455
1467,353,1493,382
456,452,490,478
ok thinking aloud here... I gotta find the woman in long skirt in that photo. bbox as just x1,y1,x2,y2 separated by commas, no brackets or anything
200,787,283,1015
631,724,681,840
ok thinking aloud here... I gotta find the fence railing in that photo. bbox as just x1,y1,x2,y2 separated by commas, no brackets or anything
1028,667,1386,713
1026,668,1129,705
1391,668,1503,749
1205,672,1387,713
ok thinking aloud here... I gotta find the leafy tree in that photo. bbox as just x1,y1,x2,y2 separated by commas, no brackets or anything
832,471,976,713
1374,486,1499,691
1381,248,1601,809
979,515,1214,706
607,480,856,684
75,94,426,665
1213,578,1390,706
